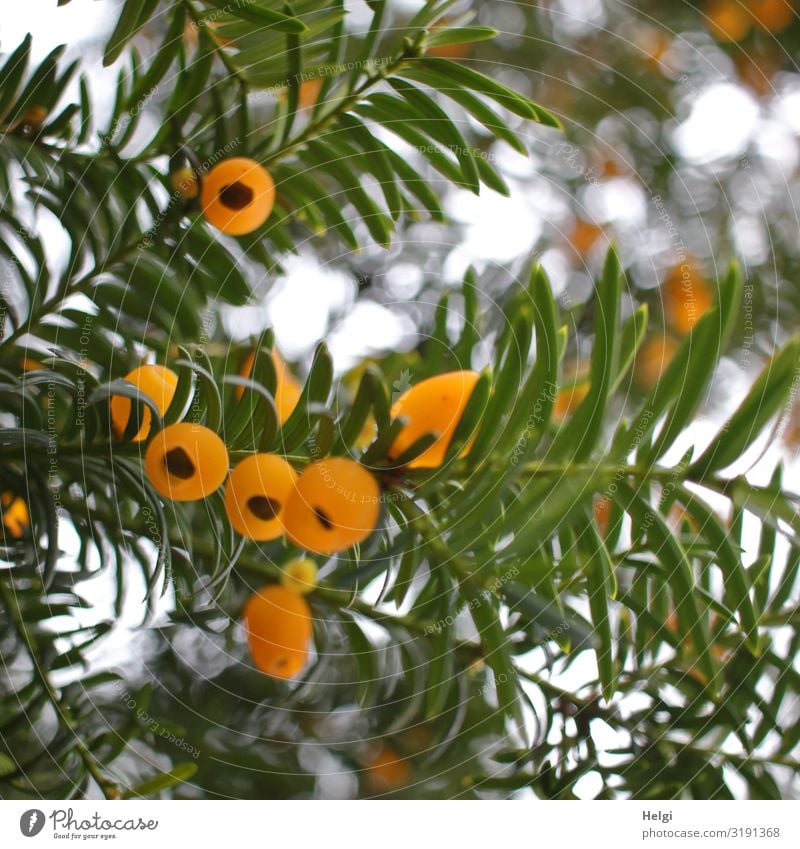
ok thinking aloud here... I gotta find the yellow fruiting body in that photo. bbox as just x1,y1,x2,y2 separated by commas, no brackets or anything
594,496,611,537
750,0,794,33
736,48,781,97
282,458,380,554
635,334,679,390
662,264,713,336
707,0,753,41
364,744,411,792
236,349,302,424
298,78,323,109
553,381,590,422
281,557,318,595
389,370,480,469
144,423,229,502
427,21,473,59
200,157,275,236
354,414,377,451
1,493,29,539
20,105,47,130
170,166,199,200
243,584,313,678
224,453,297,540
569,219,604,253
110,365,178,442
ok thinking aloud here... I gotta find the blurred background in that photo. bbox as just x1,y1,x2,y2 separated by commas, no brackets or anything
2,0,800,798
7,0,800,373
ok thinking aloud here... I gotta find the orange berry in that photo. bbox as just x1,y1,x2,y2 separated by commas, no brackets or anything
170,166,199,200
200,157,275,236
282,458,380,554
224,453,297,540
594,495,611,536
635,26,672,71
110,365,178,442
634,334,679,390
569,219,604,253
298,78,323,109
1,493,29,539
749,0,794,32
144,423,228,502
272,350,303,424
662,264,713,335
243,584,313,679
235,349,302,424
427,21,473,59
280,557,318,595
707,0,753,41
736,48,780,97
428,40,472,60
278,77,322,109
364,744,410,792
389,370,480,469
20,105,47,130
553,381,590,422
784,398,800,449
666,609,680,635
183,18,199,47
354,414,377,451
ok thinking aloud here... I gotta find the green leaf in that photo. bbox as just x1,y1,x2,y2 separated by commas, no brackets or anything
435,81,527,155
468,592,525,732
551,246,622,461
387,78,480,192
579,519,616,700
305,141,394,246
615,263,742,465
127,4,186,106
122,762,198,799
7,45,64,125
613,483,717,689
273,341,333,451
0,34,32,121
611,303,648,394
425,26,498,48
407,57,562,127
335,115,403,218
690,337,800,477
676,485,760,652
104,0,158,66
468,306,532,461
206,0,309,33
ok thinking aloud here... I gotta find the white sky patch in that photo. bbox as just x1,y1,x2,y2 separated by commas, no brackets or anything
384,261,424,299
583,177,647,225
2,0,115,56
673,83,760,164
753,119,800,175
327,299,414,371
538,247,571,297
554,0,606,38
774,84,800,134
445,186,541,263
494,144,540,179
573,770,604,799
343,0,375,33
267,255,355,360
731,213,770,266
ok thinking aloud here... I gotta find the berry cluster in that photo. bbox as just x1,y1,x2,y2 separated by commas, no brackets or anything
109,360,480,680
